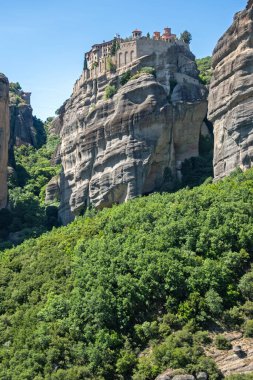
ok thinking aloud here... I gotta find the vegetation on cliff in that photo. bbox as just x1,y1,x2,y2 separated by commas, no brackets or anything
196,57,212,85
0,168,253,379
0,119,60,249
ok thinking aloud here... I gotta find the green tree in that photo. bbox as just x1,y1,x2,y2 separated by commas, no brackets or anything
180,30,192,44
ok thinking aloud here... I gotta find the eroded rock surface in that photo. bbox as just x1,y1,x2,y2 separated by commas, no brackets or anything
206,332,253,376
9,86,36,150
0,74,10,208
208,0,253,179
55,43,207,224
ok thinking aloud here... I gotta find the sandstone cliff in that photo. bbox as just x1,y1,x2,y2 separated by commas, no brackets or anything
9,86,36,149
208,0,253,179
0,74,10,208
55,43,207,224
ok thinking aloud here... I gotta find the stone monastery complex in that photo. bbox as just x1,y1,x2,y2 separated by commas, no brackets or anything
81,27,186,80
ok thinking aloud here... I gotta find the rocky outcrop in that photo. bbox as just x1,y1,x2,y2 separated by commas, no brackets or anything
9,88,36,149
156,371,206,380
208,0,253,179
206,332,253,376
55,43,207,224
45,175,60,204
0,74,10,209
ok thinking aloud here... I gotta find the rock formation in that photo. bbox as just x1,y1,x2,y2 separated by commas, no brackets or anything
9,87,36,148
206,332,253,376
55,43,207,224
208,0,253,179
0,74,10,209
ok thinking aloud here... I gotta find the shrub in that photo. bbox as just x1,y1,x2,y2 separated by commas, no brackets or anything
239,270,253,300
120,70,132,86
214,335,232,350
180,30,192,44
107,57,116,73
131,67,156,80
244,319,253,337
104,85,117,99
196,56,212,85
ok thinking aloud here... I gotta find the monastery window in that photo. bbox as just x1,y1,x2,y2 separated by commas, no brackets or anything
119,52,123,67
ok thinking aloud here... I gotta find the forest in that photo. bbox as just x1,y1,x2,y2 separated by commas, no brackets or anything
0,168,253,379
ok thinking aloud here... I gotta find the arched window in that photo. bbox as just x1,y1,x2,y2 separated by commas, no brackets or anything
125,51,129,65
118,52,123,67
130,50,135,61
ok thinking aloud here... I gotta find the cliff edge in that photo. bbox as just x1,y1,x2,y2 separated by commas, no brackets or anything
208,0,253,179
0,74,9,208
55,40,207,224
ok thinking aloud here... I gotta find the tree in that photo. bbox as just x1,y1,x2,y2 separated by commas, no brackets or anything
111,38,120,56
180,30,192,44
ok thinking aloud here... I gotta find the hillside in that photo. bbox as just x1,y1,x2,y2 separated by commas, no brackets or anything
0,168,253,379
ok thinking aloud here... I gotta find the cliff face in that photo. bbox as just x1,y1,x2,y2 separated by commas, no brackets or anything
55,43,207,224
0,74,10,209
208,0,253,179
9,89,36,149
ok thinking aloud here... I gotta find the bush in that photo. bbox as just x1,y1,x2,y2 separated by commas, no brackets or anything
120,70,132,86
196,56,212,85
131,67,156,80
104,85,117,99
227,374,253,380
214,335,232,350
239,270,253,300
107,57,116,73
180,30,192,44
244,319,253,337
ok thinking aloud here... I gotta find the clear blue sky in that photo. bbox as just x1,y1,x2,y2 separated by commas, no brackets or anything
0,0,247,121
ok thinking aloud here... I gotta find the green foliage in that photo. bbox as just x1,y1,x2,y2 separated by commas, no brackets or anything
244,319,253,337
239,268,253,300
111,38,120,56
131,67,156,80
227,374,253,380
106,57,117,73
9,82,26,105
33,116,47,148
120,70,132,86
1,123,61,248
1,169,253,377
9,82,22,92
214,335,232,350
181,134,214,188
196,57,212,85
104,84,117,99
180,30,192,44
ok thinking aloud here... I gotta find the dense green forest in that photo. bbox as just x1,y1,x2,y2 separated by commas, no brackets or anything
0,168,253,379
0,120,60,249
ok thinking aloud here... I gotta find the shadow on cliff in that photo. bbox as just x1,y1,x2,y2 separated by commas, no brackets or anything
180,119,214,189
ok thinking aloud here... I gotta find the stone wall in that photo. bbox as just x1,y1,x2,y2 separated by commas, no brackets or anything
136,38,187,58
117,41,137,68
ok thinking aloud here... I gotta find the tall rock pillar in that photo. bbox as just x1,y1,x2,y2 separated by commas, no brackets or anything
208,1,253,179
0,74,10,208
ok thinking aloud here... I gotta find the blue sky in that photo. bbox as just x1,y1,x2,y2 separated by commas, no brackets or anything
0,0,247,120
